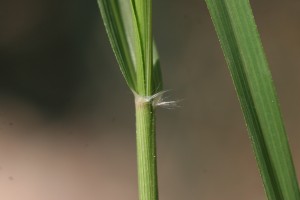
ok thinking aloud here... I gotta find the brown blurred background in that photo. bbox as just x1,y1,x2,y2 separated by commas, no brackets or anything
0,0,300,199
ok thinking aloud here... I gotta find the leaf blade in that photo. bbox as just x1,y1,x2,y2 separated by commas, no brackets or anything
205,0,300,199
97,0,137,91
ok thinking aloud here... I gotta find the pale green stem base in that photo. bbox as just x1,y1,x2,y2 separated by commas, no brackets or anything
135,100,158,200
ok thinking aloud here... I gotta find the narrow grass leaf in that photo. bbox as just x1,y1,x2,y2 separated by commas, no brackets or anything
205,1,300,199
97,0,137,91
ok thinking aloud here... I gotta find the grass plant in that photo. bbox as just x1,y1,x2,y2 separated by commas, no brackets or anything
97,0,299,199
97,0,161,200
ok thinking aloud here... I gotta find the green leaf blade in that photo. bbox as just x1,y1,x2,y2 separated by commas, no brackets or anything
97,0,137,91
205,0,300,199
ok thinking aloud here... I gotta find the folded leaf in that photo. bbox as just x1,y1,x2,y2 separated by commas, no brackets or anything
98,0,162,96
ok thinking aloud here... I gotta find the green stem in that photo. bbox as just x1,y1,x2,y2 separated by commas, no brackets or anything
135,99,159,200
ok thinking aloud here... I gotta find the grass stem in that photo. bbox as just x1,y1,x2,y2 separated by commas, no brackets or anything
135,99,158,200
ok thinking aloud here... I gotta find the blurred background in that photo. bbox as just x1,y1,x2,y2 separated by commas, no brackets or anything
0,0,300,199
